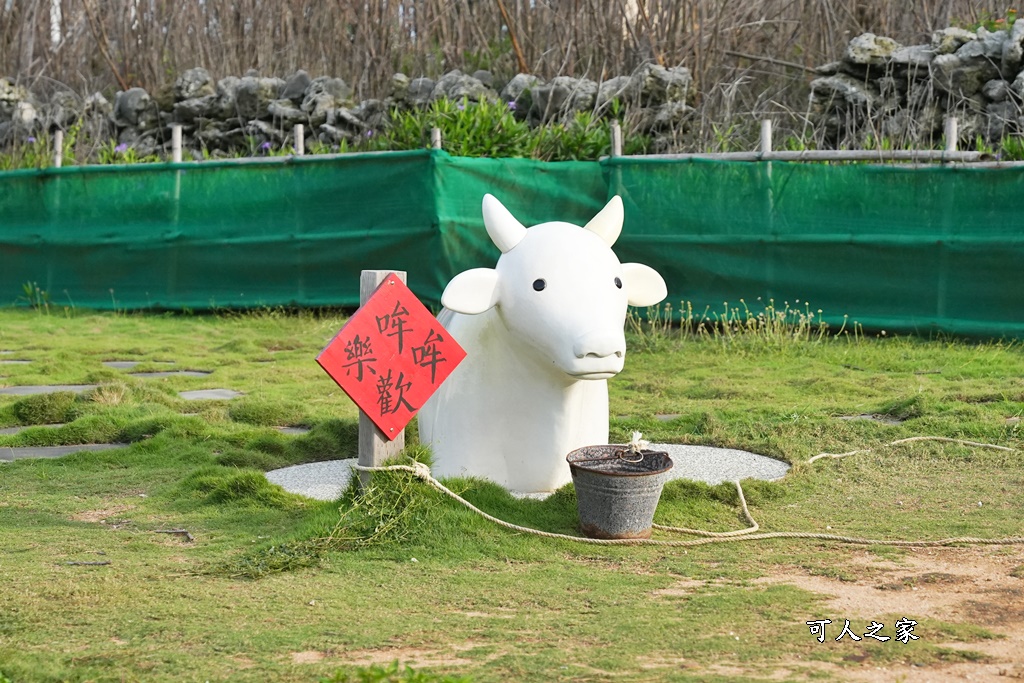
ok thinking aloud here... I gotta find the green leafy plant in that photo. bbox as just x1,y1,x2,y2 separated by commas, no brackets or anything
627,297,844,350
529,110,611,161
373,97,532,158
955,8,1017,32
0,135,52,170
97,140,161,165
998,134,1024,161
19,281,51,313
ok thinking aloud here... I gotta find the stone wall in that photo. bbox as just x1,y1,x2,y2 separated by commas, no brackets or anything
810,25,1024,146
0,65,693,159
3,21,1024,159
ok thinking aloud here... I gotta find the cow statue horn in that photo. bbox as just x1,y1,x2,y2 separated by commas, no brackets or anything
583,196,623,246
482,194,527,253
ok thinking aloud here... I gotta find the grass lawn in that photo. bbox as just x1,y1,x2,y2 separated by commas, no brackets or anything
0,307,1022,682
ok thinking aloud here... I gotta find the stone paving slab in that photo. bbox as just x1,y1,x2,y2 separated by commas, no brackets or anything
0,360,31,365
103,361,176,369
275,427,311,435
0,423,65,435
130,371,211,378
265,460,355,500
0,443,128,461
838,413,903,425
179,389,242,400
265,444,791,502
0,385,98,396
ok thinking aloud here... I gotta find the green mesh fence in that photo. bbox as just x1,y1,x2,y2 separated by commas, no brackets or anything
605,157,1024,338
2,150,1022,338
0,151,439,309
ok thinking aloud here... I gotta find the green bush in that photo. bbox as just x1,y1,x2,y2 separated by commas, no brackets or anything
12,391,78,425
176,466,302,509
228,397,305,426
371,97,532,157
370,97,627,161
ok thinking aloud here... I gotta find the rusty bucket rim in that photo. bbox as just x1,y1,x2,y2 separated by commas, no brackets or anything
566,444,674,477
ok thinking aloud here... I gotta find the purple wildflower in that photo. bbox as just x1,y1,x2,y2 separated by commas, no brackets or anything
27,136,36,143
506,101,517,111
457,102,466,111
259,141,272,151
114,142,128,153
365,129,374,138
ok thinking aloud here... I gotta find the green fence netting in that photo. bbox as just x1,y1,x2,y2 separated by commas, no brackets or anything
605,157,1024,338
0,150,439,310
2,149,1023,338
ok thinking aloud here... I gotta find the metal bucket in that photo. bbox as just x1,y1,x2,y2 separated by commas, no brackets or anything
566,445,674,539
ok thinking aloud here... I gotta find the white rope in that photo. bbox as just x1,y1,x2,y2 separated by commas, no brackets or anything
807,435,1015,464
352,436,1023,548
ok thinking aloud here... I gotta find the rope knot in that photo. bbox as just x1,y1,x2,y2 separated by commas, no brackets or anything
410,461,433,481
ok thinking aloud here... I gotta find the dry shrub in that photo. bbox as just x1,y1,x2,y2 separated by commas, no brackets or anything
0,1,992,148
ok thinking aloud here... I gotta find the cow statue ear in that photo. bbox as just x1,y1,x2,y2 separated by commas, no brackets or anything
441,268,501,314
621,263,667,307
584,195,623,247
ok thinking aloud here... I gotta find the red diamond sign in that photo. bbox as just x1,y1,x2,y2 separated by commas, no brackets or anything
317,273,466,440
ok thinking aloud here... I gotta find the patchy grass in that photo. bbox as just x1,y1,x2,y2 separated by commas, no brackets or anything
0,308,1022,682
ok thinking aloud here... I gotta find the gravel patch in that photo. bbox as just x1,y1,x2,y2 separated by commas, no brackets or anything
265,444,791,501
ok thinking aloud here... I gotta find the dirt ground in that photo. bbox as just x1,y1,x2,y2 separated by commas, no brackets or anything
752,546,1024,682
300,546,1024,681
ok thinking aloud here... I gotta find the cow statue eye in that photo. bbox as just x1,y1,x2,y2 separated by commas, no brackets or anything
614,277,623,289
533,278,546,292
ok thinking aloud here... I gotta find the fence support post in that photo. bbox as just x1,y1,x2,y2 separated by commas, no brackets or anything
944,117,958,153
431,127,442,150
358,270,408,487
171,124,182,163
760,119,773,157
294,124,305,155
53,130,63,167
610,120,623,157
761,119,776,302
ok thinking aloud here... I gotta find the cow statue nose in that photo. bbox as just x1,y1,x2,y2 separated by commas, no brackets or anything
573,334,625,359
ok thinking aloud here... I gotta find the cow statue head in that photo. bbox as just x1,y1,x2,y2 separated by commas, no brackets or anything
441,194,667,380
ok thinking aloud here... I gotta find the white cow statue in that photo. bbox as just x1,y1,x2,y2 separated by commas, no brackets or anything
418,194,667,493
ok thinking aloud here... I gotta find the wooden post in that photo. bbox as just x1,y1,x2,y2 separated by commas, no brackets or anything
610,120,623,157
294,124,305,155
944,117,958,154
430,127,442,150
53,130,63,167
171,124,182,163
358,270,408,486
760,119,773,156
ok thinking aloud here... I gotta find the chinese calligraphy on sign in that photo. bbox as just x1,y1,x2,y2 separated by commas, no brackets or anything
317,274,467,439
806,618,920,644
